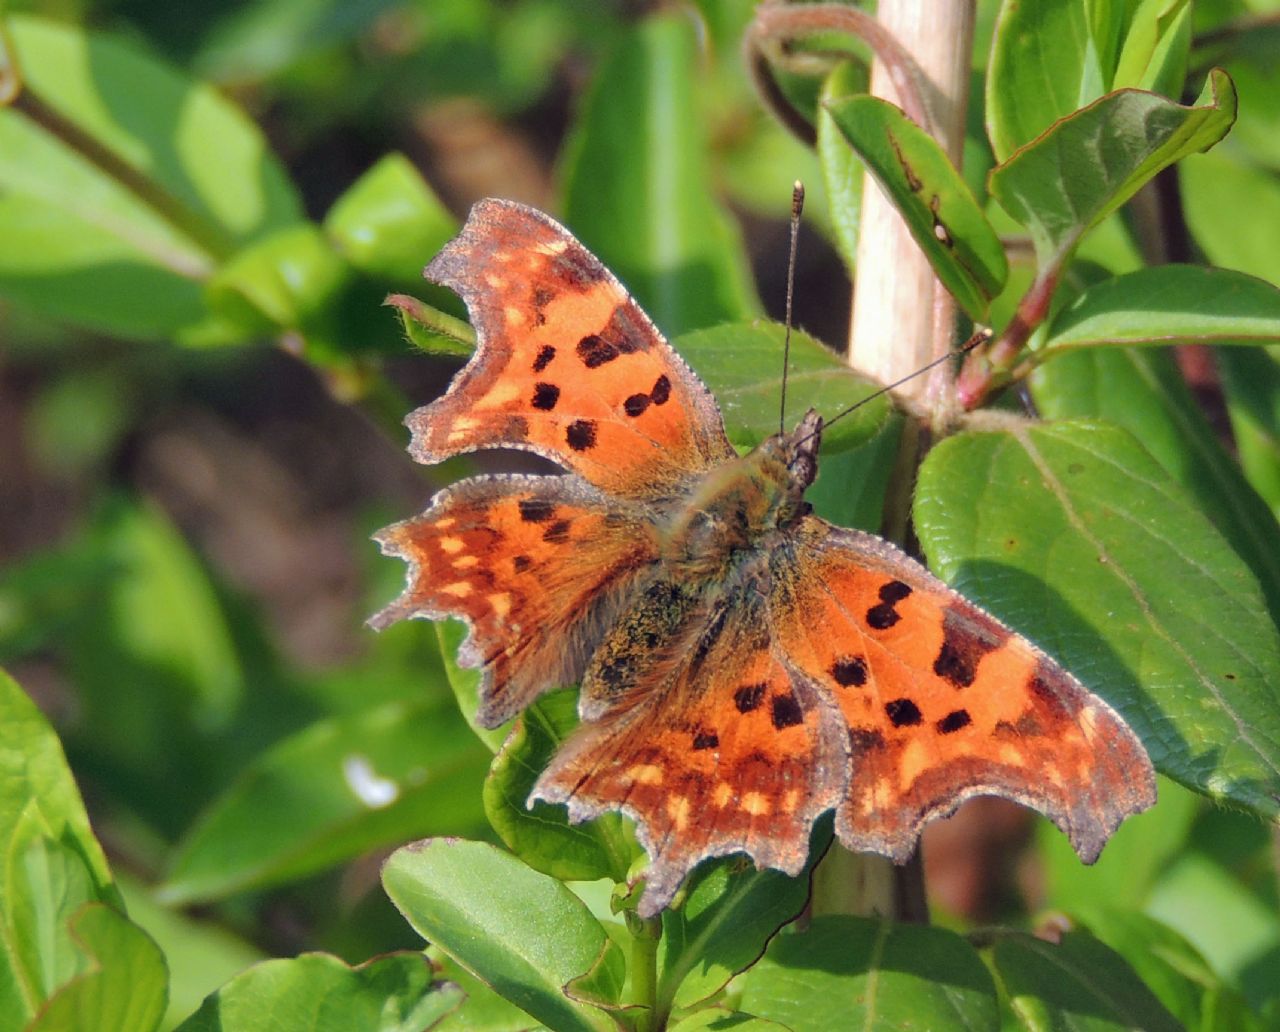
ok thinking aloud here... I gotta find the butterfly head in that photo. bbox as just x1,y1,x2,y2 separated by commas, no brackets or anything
751,408,823,529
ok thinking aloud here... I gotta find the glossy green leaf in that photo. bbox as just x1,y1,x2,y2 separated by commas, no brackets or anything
1114,0,1192,96
1031,346,1280,623
561,12,760,334
163,700,490,904
1181,149,1280,284
0,14,301,338
1219,347,1280,518
657,825,823,1014
989,69,1237,268
986,0,1119,161
483,689,632,883
27,904,168,1032
991,929,1182,1032
430,956,542,1032
1073,908,1262,1032
324,154,455,285
737,916,998,1031
673,321,888,454
816,60,869,273
1041,265,1280,352
173,951,459,1032
824,95,1007,319
670,1011,788,1031
382,839,622,1032
915,422,1280,820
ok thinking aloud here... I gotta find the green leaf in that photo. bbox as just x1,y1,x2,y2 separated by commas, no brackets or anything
816,60,869,273
162,700,490,904
173,952,459,1032
437,620,511,753
0,669,114,899
324,154,456,285
736,916,998,1031
823,95,1008,319
27,904,168,1032
915,422,1280,820
560,12,760,334
382,839,622,1032
384,293,475,358
1220,347,1280,518
205,223,350,338
1041,265,1280,352
657,824,824,1014
670,1010,789,1031
0,14,301,338
990,928,1182,1032
1145,852,1280,1004
989,69,1237,268
1073,908,1263,1032
673,321,889,454
1114,0,1192,96
430,956,543,1032
1031,346,1280,624
986,0,1120,161
483,690,632,884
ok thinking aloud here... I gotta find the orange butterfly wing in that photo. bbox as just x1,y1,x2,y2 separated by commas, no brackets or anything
372,475,659,726
534,581,849,915
769,517,1156,865
413,199,736,497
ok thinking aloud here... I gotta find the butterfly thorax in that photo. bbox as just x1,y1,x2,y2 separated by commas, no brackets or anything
660,410,822,579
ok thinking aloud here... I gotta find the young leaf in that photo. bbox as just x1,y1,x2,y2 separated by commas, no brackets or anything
0,14,301,338
989,69,1237,269
915,422,1280,821
560,12,761,334
990,928,1182,1032
1040,265,1280,353
162,700,491,904
816,60,869,273
173,952,459,1032
483,690,633,884
736,916,998,1031
824,95,1008,319
382,839,622,1032
324,154,456,285
27,904,168,1032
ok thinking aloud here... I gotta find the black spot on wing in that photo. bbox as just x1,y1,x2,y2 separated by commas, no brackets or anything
936,709,972,734
517,498,555,523
831,655,868,687
531,382,560,410
885,698,922,727
532,345,556,372
734,683,766,713
770,692,804,730
566,419,598,451
693,730,719,751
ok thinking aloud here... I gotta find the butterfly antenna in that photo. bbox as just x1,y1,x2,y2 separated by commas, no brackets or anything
803,328,992,445
779,180,805,435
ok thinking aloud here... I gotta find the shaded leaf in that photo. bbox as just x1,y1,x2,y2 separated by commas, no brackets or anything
1181,148,1280,284
991,929,1182,1032
989,70,1237,268
173,951,458,1032
437,620,511,754
163,700,490,904
383,839,621,1032
824,94,1007,319
915,422,1280,820
1219,347,1280,519
560,12,760,334
483,690,633,884
737,916,998,1031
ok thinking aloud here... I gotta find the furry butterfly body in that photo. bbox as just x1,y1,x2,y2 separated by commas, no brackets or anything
374,199,1155,917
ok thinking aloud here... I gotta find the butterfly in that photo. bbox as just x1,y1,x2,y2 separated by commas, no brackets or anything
372,198,1156,918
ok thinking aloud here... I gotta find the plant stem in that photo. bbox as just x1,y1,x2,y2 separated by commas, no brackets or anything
627,913,662,1031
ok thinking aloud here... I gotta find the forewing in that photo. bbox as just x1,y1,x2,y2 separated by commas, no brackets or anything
372,474,659,727
769,517,1156,864
414,199,736,497
534,583,848,917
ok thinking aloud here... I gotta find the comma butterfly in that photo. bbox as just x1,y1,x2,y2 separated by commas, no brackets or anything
372,199,1156,917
